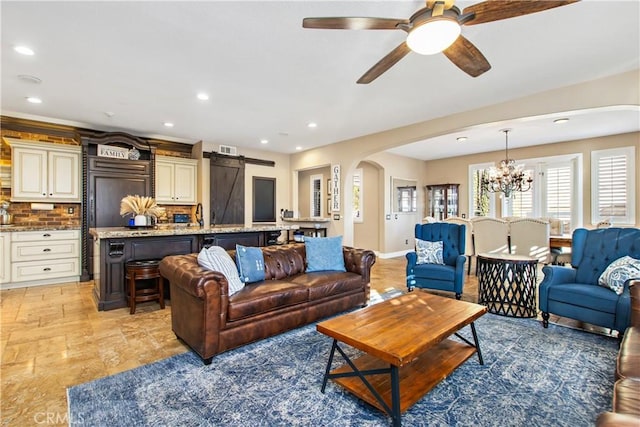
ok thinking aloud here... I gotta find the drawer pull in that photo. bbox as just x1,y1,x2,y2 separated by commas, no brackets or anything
43,267,51,272
43,248,51,252
43,233,51,238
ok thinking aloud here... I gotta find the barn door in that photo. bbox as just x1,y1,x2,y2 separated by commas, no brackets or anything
210,154,245,225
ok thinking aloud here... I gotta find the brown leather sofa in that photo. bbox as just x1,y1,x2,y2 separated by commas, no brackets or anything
596,279,640,426
159,243,376,364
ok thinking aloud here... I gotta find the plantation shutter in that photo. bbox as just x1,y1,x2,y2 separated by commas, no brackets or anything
596,153,627,219
510,167,534,217
311,177,321,217
546,164,572,222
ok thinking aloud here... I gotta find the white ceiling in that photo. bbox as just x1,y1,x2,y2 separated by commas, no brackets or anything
1,1,639,160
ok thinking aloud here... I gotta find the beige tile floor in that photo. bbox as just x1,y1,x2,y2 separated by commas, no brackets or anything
0,256,600,426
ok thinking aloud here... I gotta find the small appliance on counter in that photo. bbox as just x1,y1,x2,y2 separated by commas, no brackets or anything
173,214,190,224
0,200,12,225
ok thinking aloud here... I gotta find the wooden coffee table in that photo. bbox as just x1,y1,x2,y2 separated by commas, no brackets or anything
317,291,487,427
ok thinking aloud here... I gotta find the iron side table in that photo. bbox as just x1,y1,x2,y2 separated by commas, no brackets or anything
477,253,538,318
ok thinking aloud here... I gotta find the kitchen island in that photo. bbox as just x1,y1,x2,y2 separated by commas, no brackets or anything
90,224,294,311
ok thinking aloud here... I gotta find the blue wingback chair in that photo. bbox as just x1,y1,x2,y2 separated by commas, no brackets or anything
539,227,640,335
406,223,466,299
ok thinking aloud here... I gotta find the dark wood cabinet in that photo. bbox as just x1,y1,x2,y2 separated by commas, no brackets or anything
426,184,459,221
93,229,283,310
94,234,198,311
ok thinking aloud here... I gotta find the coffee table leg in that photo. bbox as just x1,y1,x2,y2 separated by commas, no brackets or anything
470,322,483,365
391,365,401,427
321,339,338,393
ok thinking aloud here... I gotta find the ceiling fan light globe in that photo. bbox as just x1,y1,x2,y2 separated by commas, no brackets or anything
406,18,461,55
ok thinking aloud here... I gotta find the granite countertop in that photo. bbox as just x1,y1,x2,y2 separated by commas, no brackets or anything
89,224,297,239
282,217,331,223
0,224,81,233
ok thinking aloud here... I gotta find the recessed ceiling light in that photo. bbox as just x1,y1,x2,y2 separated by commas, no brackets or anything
26,97,42,104
307,122,317,128
14,45,34,56
260,139,268,144
554,118,570,124
295,146,302,151
456,136,468,142
163,122,174,127
197,93,209,101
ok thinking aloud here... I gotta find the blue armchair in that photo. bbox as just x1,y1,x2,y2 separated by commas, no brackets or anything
406,223,466,299
539,227,640,335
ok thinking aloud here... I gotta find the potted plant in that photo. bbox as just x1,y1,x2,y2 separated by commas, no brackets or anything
120,195,165,226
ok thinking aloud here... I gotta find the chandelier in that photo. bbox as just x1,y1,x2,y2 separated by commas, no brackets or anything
481,129,533,198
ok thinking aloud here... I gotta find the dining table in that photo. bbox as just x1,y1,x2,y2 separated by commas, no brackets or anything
549,234,572,249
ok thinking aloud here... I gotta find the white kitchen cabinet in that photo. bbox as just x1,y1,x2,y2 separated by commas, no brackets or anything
0,233,10,285
9,229,81,287
155,155,197,205
5,138,81,202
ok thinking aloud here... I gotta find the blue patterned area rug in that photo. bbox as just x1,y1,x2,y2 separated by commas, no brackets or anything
68,307,618,426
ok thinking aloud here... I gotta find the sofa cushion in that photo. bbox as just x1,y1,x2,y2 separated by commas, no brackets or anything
617,326,640,380
305,236,346,273
289,271,363,301
227,281,308,321
548,283,619,314
416,239,444,265
598,256,640,295
235,244,266,283
613,379,640,416
197,246,245,295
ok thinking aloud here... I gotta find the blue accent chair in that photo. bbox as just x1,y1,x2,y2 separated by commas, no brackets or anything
539,227,640,335
406,223,466,299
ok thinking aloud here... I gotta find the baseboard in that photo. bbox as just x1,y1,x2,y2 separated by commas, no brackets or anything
376,250,411,259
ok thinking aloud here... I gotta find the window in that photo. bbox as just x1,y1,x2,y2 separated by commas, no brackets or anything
504,165,535,218
545,163,572,228
592,146,636,225
474,154,582,228
310,174,322,217
353,168,363,223
397,186,416,212
468,163,496,217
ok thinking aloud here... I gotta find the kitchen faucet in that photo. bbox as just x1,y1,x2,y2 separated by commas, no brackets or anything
195,203,204,228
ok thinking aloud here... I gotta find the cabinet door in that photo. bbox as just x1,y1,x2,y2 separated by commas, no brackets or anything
12,147,48,200
155,161,175,203
173,162,197,204
48,149,81,201
0,233,10,285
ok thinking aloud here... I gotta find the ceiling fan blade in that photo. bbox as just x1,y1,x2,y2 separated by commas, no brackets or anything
357,42,411,84
302,17,408,30
462,0,579,26
443,36,491,77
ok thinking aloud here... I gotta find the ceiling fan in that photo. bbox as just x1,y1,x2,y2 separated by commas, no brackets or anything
302,0,579,84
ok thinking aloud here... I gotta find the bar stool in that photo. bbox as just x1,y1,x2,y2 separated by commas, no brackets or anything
125,259,164,314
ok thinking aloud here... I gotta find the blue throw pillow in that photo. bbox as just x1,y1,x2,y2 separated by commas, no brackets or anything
305,236,346,273
235,244,266,283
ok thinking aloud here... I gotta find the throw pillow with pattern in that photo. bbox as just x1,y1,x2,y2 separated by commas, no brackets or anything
416,239,444,265
197,246,245,295
598,255,640,295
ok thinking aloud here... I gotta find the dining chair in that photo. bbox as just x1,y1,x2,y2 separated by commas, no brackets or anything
508,217,551,264
444,216,474,275
471,217,509,274
597,218,612,229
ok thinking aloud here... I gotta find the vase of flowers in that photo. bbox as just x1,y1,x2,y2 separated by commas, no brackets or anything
120,195,164,226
